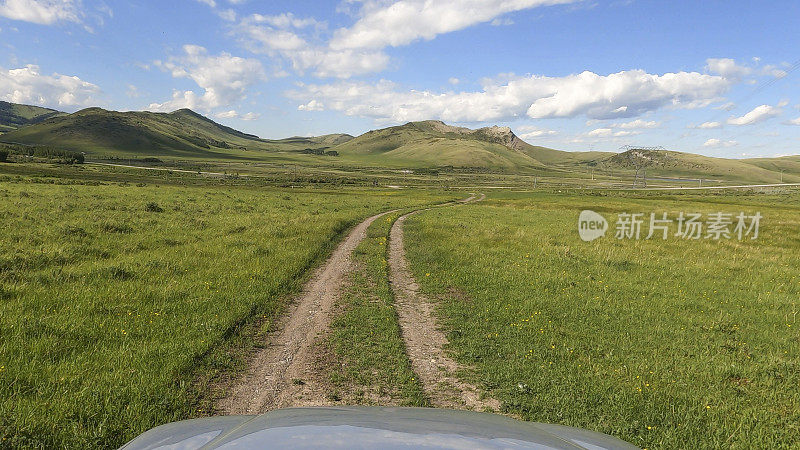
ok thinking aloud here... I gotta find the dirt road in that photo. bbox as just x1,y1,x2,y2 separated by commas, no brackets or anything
219,193,495,414
218,210,394,414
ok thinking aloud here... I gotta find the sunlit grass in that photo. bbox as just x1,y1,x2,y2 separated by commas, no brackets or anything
0,177,451,449
404,190,800,448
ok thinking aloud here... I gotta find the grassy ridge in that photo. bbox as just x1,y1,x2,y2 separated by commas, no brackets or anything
404,190,800,448
0,177,449,448
325,210,432,406
0,101,66,133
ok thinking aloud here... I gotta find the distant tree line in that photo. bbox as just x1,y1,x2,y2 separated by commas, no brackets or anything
0,143,84,164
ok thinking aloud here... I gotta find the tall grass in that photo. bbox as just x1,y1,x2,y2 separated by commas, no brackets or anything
404,190,800,448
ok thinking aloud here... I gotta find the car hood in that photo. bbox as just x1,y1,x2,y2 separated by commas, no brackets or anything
120,406,638,449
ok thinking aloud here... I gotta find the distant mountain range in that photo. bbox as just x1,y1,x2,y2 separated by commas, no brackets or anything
0,101,797,183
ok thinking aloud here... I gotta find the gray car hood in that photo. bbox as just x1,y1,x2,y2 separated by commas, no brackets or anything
121,406,638,449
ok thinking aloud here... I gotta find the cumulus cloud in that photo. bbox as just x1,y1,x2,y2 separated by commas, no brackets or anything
234,13,389,78
235,1,579,78
0,64,101,107
329,0,577,50
148,45,265,112
727,104,781,126
0,0,81,25
786,117,800,126
703,138,737,148
289,69,730,123
705,58,752,79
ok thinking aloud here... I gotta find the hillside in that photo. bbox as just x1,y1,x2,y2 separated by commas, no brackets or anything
572,149,800,184
0,105,356,159
332,120,552,169
1,102,797,182
0,101,66,133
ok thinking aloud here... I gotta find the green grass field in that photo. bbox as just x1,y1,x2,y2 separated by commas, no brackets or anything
0,173,454,448
403,190,800,448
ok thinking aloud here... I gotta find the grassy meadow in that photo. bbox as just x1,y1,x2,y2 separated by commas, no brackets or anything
0,172,454,448
404,190,800,448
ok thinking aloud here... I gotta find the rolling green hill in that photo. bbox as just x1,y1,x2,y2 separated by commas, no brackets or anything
331,120,552,169
0,101,66,133
0,107,350,159
568,149,800,184
0,101,797,183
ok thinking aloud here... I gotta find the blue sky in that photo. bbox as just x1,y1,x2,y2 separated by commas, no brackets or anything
1,0,799,158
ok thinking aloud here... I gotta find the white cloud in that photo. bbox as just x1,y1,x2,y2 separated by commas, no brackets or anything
448,77,460,85
290,69,730,123
248,12,320,29
727,104,781,126
215,109,260,120
705,58,752,79
490,17,514,26
761,64,788,78
611,119,660,129
195,0,215,7
0,0,81,25
0,64,101,108
703,138,738,148
235,13,388,78
587,128,613,137
587,127,638,137
516,125,556,139
236,1,579,79
148,45,265,112
298,99,324,111
329,0,577,50
695,121,722,129
217,8,236,22
215,109,237,118
786,117,800,126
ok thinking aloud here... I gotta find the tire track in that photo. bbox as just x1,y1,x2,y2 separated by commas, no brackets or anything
218,210,395,414
388,193,500,411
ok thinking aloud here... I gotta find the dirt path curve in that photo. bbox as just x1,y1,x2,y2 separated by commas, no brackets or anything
388,193,501,411
218,209,396,415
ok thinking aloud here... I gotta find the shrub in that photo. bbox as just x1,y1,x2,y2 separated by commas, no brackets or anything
0,149,8,162
145,202,163,213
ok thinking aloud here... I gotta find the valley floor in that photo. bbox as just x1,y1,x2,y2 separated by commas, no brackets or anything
1,161,798,449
